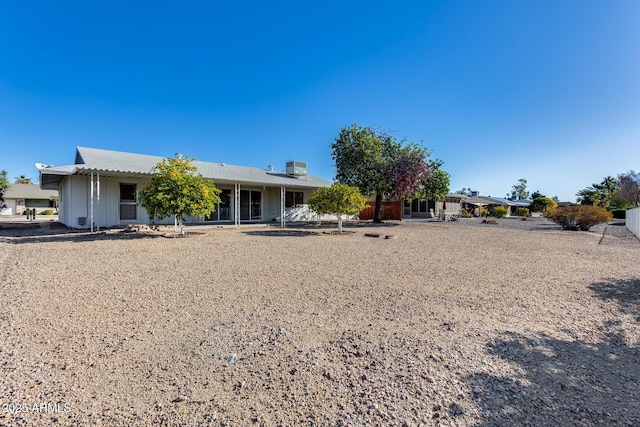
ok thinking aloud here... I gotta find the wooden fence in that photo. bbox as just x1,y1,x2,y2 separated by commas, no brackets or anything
358,201,403,221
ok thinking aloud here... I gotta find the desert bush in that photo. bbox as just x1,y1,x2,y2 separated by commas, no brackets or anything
546,205,612,231
479,206,489,217
493,206,508,218
459,209,472,218
529,197,558,214
514,207,529,217
41,209,55,215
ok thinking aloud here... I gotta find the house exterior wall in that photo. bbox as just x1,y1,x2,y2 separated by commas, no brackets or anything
0,199,17,215
56,175,323,228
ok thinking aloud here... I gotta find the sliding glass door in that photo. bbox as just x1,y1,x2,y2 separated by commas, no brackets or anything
240,190,261,221
205,189,232,222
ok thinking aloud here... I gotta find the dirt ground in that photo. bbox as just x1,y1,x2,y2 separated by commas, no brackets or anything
1,218,639,426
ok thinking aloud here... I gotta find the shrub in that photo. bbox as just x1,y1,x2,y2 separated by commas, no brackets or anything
479,206,489,217
514,207,529,217
493,206,508,218
547,205,612,231
459,209,472,218
41,209,55,215
529,197,558,214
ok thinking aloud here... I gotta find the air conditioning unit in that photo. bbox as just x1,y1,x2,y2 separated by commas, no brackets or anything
286,161,307,177
78,217,87,226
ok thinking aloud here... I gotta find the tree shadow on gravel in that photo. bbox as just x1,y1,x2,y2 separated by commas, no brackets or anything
468,278,640,426
589,278,640,323
292,220,401,229
242,229,319,237
468,324,640,426
0,229,164,244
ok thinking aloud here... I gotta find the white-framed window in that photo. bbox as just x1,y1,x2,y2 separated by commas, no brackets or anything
285,191,304,207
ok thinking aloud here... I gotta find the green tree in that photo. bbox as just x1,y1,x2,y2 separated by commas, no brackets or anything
529,197,558,215
0,170,8,210
576,187,599,205
530,190,545,200
511,178,530,200
418,160,450,201
137,155,221,235
455,187,472,196
576,176,619,210
331,125,430,223
308,183,367,233
14,175,33,184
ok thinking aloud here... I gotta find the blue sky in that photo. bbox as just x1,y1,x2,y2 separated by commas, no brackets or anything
1,1,638,201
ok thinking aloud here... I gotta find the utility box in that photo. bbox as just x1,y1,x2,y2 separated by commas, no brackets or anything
286,161,307,177
78,217,87,226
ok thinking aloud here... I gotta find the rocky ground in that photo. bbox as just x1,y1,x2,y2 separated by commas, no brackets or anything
0,217,638,426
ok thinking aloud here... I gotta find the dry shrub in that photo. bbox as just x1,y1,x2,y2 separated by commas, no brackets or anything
547,205,612,231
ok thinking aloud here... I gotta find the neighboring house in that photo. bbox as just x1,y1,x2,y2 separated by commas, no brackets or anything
37,147,331,229
462,196,533,216
402,193,466,219
463,196,510,216
0,183,58,215
510,199,533,214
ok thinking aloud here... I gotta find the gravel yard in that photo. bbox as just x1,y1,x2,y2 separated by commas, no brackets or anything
1,218,639,426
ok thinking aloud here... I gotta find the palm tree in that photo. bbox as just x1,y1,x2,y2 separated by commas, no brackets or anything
14,175,33,184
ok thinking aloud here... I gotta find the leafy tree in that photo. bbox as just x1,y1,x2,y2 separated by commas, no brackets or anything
386,146,430,199
455,187,472,196
530,190,545,200
529,197,558,215
576,187,599,205
617,170,640,207
576,176,619,210
511,178,530,200
14,175,33,184
137,155,221,235
332,125,431,223
418,160,450,201
308,183,367,233
0,170,8,210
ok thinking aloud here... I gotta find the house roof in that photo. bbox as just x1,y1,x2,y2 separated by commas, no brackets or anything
463,196,514,206
5,183,58,199
39,147,332,190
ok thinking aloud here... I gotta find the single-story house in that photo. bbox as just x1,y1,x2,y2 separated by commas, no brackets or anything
462,196,533,216
0,183,58,215
402,193,466,219
37,147,331,229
